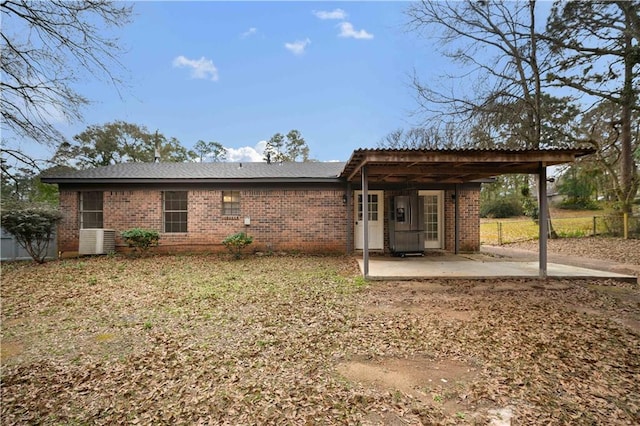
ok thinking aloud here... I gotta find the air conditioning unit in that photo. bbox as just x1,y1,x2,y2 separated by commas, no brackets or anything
79,229,116,255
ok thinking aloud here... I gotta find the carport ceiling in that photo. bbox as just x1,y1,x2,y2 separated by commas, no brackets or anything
341,148,595,184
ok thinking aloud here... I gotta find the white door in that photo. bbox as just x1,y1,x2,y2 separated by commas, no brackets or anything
355,191,384,250
419,190,444,249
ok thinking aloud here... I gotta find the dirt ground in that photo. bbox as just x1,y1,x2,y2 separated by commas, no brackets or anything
2,253,640,424
340,278,640,424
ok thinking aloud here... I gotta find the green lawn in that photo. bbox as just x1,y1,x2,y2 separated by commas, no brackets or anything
480,216,596,244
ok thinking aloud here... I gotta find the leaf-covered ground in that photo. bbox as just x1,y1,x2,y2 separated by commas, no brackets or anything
505,236,640,267
1,255,639,424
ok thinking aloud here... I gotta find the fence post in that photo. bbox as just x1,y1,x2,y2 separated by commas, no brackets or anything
593,216,597,237
498,222,502,245
624,213,629,239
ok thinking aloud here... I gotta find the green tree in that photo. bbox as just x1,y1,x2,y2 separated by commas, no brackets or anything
556,165,598,210
1,163,67,205
263,130,310,162
263,132,285,163
284,130,310,162
52,121,196,168
193,140,227,162
545,0,640,213
574,101,640,206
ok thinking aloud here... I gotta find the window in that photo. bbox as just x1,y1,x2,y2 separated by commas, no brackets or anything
357,194,379,221
163,191,188,233
222,191,241,216
80,191,103,228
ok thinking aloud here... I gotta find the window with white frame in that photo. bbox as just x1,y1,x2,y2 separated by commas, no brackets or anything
79,191,103,228
163,191,188,233
222,191,240,216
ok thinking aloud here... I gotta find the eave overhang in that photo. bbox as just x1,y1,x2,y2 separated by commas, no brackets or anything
41,177,344,185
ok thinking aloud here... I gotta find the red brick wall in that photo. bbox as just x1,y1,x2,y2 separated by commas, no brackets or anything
58,191,79,252
444,186,480,252
58,188,347,254
58,185,480,255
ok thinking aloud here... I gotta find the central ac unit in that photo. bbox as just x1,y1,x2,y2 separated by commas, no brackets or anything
79,229,116,255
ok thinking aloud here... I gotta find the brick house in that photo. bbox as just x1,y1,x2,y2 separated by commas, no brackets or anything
42,148,592,256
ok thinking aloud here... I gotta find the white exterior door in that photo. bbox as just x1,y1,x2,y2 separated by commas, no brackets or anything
355,191,384,250
419,190,444,249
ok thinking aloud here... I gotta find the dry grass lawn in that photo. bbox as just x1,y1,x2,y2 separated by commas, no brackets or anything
1,254,639,424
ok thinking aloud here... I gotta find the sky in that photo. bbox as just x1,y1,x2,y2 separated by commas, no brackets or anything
10,1,452,165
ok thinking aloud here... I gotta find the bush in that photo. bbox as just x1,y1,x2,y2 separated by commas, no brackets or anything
121,228,159,254
1,204,63,263
480,198,523,218
558,199,600,210
222,232,253,259
520,186,539,221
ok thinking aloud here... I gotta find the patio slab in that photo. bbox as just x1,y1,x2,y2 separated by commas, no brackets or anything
357,255,637,283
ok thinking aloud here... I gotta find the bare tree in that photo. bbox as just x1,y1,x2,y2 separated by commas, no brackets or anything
545,0,640,213
406,0,549,149
406,0,560,235
1,0,133,169
377,125,461,149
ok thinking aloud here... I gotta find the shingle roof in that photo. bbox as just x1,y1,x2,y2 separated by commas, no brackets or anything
41,162,346,184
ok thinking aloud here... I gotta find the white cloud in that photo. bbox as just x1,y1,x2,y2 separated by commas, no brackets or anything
241,27,258,38
313,9,347,20
284,38,311,56
225,140,266,162
338,22,374,40
172,55,219,81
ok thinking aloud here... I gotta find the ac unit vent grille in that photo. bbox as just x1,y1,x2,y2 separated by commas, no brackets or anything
79,229,116,255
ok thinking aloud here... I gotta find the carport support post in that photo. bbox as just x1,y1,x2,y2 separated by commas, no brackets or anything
362,165,369,278
538,164,548,279
454,184,460,255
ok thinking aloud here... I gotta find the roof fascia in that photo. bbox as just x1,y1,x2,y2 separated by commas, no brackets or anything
41,177,345,185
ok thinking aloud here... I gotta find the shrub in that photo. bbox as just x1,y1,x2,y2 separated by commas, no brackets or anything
121,228,159,254
558,199,600,210
222,232,253,259
1,204,63,263
480,198,522,218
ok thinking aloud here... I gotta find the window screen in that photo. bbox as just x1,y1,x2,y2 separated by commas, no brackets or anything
80,191,103,228
222,191,240,216
163,191,188,233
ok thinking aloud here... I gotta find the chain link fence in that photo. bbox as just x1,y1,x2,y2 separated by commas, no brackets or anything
481,215,640,245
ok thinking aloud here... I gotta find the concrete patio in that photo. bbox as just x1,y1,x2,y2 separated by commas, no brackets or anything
357,252,637,283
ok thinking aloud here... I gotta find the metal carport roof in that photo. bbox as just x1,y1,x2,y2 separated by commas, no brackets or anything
341,148,595,279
